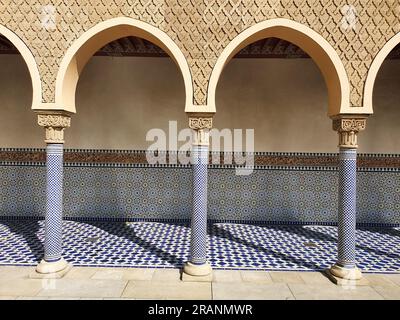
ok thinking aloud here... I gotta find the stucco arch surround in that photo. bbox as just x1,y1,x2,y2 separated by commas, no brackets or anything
207,19,354,117
0,24,42,110
47,17,193,114
364,32,400,113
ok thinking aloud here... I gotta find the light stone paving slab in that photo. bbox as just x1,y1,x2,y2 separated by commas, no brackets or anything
16,296,49,300
337,286,385,300
48,297,83,300
0,266,34,280
240,271,273,284
152,268,181,282
213,282,294,300
63,267,98,279
122,280,212,300
213,270,242,282
371,286,400,300
382,274,400,286
122,268,155,281
91,268,155,281
288,283,342,300
270,271,305,284
0,278,43,297
297,272,336,286
289,283,385,300
363,274,399,287
0,266,399,300
91,269,125,280
103,297,136,300
37,279,128,298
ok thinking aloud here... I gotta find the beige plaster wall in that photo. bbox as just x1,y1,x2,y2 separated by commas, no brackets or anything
0,54,398,153
67,56,187,150
214,58,335,152
0,55,42,148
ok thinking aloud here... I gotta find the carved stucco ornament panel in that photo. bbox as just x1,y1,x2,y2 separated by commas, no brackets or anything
37,112,71,144
332,117,367,149
0,1,399,107
189,116,213,146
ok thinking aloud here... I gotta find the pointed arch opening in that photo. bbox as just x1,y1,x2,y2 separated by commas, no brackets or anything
52,17,193,114
208,19,350,117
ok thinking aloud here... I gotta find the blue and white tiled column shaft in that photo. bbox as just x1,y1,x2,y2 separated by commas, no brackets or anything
337,148,357,268
330,116,367,281
190,144,209,265
184,116,213,277
36,112,71,275
44,143,64,262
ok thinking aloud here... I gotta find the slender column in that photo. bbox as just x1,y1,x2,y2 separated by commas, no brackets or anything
330,116,367,281
44,143,64,262
35,112,71,275
183,116,213,278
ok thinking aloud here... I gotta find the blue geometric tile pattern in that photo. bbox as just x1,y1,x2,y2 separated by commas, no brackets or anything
0,219,399,272
337,148,357,268
189,145,209,265
44,143,64,262
0,159,399,225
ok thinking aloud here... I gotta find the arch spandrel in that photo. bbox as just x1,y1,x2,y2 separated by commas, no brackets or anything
364,32,400,114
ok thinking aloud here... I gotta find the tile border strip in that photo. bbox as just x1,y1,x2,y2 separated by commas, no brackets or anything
0,216,398,228
1,161,399,172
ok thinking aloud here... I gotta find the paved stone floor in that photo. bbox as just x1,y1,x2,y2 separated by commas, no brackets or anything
0,266,399,300
1,220,399,272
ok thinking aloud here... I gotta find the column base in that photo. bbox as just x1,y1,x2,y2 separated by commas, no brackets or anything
182,262,212,282
325,264,367,286
30,258,72,279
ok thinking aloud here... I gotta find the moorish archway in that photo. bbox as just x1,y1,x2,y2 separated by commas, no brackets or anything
31,17,194,276
208,18,351,117
194,18,369,283
54,17,193,113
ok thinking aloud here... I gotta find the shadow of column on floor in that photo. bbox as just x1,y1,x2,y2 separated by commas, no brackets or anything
267,224,400,262
209,224,323,269
83,221,185,267
0,219,43,262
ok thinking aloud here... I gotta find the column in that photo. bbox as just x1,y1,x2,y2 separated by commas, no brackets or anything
183,116,213,279
35,112,71,275
329,116,366,281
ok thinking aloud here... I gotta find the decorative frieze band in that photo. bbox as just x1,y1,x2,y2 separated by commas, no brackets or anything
332,117,367,149
37,113,72,144
1,149,400,169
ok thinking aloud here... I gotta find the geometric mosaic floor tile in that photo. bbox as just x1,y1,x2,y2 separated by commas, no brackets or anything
0,220,399,273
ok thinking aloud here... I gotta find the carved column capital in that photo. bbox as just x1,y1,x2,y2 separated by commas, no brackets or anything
189,117,213,146
37,112,72,144
189,117,213,130
332,116,367,149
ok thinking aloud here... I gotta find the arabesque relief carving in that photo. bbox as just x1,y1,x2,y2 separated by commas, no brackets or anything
37,113,71,143
0,1,399,107
333,117,367,149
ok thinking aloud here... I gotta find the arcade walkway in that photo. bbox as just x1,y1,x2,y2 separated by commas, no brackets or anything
0,266,399,299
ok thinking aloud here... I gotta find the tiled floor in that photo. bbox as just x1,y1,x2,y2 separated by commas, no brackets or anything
0,220,399,272
0,266,399,300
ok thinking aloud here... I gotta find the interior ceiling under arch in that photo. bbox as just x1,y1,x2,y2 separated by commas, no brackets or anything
1,34,400,59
